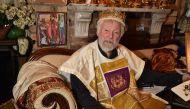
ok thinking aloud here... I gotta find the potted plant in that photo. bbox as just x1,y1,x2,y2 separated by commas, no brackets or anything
0,4,12,40
0,1,35,40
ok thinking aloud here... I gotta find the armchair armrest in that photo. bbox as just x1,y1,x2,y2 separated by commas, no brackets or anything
132,41,180,59
28,48,75,68
13,48,77,109
28,48,75,61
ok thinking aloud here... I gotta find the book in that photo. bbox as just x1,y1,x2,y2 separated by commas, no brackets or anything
171,80,190,101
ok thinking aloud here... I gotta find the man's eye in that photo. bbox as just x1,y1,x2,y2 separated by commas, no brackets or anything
114,32,119,35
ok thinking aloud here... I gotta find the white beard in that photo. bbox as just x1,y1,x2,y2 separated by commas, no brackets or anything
99,39,118,52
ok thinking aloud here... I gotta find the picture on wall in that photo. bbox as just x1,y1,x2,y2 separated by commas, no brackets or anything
36,12,66,47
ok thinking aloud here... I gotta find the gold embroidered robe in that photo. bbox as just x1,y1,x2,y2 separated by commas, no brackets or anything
59,40,166,109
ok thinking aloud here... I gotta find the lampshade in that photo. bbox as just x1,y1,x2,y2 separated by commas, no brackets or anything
178,16,190,32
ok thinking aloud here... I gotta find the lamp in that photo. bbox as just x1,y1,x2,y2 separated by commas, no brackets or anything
185,32,190,72
177,0,190,72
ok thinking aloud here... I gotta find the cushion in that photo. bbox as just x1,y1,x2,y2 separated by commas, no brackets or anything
151,48,177,73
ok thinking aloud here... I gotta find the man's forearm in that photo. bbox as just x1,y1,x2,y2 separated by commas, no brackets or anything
70,74,105,109
137,68,182,87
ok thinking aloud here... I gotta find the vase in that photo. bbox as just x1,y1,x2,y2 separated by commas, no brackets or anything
7,27,25,40
0,24,12,40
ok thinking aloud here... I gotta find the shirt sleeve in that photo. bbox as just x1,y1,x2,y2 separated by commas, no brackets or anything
137,68,182,87
70,74,105,109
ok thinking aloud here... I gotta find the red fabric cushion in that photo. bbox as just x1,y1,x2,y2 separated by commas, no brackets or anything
151,48,177,73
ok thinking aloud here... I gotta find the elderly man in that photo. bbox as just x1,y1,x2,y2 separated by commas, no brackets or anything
59,10,190,109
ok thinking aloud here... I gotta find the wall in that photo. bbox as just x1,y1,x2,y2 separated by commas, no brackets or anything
0,0,185,52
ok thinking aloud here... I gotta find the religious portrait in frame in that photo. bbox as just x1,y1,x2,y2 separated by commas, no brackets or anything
36,12,66,47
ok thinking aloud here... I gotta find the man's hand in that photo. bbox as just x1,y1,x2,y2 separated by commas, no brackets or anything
138,90,151,101
182,73,190,82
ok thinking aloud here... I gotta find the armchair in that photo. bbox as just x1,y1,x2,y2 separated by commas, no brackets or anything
13,42,180,109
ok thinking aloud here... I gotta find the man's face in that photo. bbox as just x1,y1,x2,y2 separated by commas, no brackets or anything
98,20,122,52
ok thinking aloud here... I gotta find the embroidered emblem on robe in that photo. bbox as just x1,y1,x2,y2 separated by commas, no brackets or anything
104,67,130,97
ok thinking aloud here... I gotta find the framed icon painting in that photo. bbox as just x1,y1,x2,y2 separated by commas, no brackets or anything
36,12,66,47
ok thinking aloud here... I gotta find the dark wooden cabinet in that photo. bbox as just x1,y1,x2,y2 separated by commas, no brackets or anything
0,40,28,105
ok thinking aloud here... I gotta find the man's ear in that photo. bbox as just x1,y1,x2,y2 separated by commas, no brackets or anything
96,30,99,37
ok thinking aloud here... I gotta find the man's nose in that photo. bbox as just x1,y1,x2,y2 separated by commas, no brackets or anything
108,32,114,39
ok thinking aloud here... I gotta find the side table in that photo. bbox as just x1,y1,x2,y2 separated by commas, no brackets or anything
157,87,190,109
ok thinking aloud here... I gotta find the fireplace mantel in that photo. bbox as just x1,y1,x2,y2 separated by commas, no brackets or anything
67,5,171,13
67,5,171,45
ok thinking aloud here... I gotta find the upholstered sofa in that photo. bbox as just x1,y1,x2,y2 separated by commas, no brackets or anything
13,42,181,109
